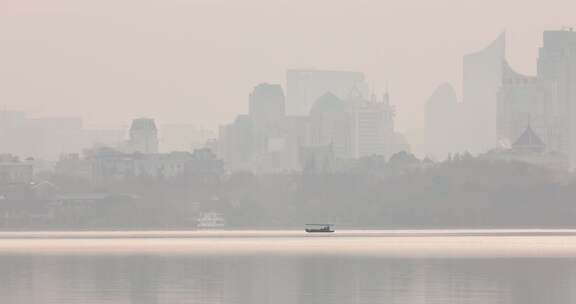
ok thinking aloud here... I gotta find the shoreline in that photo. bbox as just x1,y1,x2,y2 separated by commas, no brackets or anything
2,229,576,239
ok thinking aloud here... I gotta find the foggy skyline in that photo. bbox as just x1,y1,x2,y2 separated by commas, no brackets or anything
1,0,576,131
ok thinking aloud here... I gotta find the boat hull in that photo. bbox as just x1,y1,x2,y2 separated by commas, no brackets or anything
305,229,335,233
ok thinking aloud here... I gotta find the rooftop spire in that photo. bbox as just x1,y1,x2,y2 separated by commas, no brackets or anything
383,82,390,105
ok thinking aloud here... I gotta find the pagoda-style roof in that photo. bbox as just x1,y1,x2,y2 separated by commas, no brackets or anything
512,124,545,152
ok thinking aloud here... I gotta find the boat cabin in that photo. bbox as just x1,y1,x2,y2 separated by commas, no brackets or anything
305,224,335,233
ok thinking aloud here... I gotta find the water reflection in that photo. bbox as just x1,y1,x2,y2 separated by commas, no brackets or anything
1,252,576,303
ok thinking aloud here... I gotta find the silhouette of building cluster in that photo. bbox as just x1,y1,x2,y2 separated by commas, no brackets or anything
286,69,369,116
3,29,576,174
51,117,223,185
426,29,576,170
218,71,408,173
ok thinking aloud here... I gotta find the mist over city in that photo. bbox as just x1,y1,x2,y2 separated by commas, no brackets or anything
3,1,576,303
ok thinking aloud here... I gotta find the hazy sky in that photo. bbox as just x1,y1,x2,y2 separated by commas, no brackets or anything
1,0,575,131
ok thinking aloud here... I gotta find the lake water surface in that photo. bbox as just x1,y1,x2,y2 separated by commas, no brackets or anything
2,230,576,303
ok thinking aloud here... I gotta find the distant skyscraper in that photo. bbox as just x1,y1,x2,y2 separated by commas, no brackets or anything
307,90,396,160
462,32,506,154
248,83,291,172
425,83,462,160
218,84,291,173
249,83,286,124
284,115,311,170
218,115,254,171
309,92,353,159
349,93,395,159
249,83,287,154
286,69,368,116
497,60,550,150
494,29,576,170
129,118,159,154
537,29,576,169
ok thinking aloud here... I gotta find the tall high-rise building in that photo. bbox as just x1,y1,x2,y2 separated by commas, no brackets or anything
462,32,506,154
307,91,396,160
249,83,287,155
286,69,368,116
218,115,253,171
350,93,395,159
218,84,291,173
309,92,353,159
425,83,462,160
495,29,576,170
129,118,159,154
537,29,576,169
497,60,550,150
249,83,286,124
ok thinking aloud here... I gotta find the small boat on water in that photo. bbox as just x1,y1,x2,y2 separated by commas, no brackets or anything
305,224,335,233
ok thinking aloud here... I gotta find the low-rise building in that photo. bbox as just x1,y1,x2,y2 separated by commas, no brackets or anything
0,154,34,184
56,148,224,185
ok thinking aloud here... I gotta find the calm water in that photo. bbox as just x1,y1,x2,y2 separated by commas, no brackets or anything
2,230,576,304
